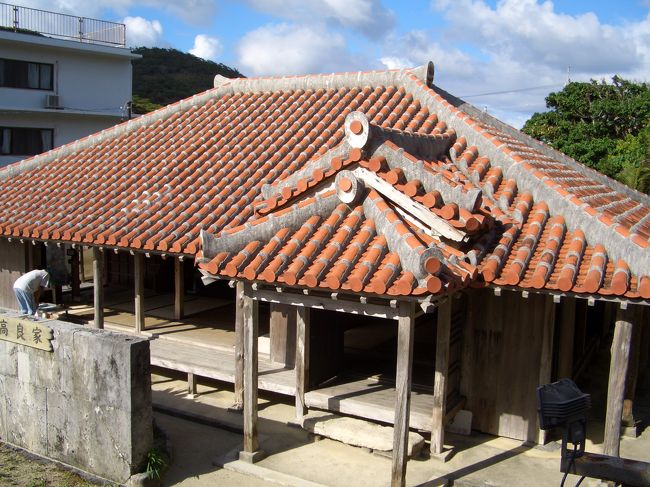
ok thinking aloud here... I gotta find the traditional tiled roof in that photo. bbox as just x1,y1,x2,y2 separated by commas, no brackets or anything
1,63,648,299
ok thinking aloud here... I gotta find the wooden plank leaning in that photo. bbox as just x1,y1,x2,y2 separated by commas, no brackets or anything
603,305,634,457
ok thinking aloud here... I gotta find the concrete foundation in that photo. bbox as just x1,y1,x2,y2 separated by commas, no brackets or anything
0,312,153,483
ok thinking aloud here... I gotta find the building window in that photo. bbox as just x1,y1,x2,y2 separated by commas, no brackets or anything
0,127,53,156
0,58,53,90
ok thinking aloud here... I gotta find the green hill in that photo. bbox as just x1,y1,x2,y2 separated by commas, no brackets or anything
131,47,243,113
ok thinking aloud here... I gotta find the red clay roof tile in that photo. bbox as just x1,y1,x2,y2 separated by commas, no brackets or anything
1,65,648,300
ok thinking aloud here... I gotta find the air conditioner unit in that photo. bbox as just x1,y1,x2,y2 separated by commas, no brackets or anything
45,94,62,109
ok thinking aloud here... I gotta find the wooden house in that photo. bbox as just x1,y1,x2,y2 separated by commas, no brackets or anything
0,63,648,486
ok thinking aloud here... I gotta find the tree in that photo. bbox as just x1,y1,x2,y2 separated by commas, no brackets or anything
522,77,650,191
131,95,162,115
131,47,243,109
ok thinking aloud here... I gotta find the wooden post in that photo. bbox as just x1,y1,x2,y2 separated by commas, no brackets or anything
537,294,556,444
603,306,634,457
639,307,650,385
70,247,80,299
431,297,451,455
557,297,576,380
240,282,263,462
92,247,104,329
187,372,197,398
574,299,587,358
233,281,244,409
622,305,643,437
134,252,145,333
174,257,184,320
270,303,297,366
392,301,415,487
295,306,310,422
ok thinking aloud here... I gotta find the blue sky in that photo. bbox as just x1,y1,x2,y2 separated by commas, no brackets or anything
16,0,650,127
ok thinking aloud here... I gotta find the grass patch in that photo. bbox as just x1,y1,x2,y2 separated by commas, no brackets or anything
0,443,103,487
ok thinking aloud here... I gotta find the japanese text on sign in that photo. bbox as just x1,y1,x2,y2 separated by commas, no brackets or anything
0,316,53,352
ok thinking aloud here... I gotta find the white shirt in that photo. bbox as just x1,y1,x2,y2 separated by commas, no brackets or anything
13,270,51,293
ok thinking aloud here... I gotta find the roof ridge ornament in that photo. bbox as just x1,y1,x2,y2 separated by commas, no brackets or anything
406,61,435,88
213,74,231,88
344,111,453,160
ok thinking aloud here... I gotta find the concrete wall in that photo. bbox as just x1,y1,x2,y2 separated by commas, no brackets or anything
0,30,136,167
0,111,120,166
0,31,133,115
0,316,152,483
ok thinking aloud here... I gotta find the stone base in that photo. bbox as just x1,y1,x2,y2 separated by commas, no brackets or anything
622,424,639,438
239,449,267,463
429,447,454,463
227,403,243,414
301,411,425,458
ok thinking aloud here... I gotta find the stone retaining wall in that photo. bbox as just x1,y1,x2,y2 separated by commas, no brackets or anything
0,313,152,483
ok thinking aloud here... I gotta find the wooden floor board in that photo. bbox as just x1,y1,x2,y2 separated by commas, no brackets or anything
150,337,296,395
305,377,435,431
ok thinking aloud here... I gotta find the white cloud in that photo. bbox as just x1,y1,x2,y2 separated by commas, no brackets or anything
379,57,412,70
381,0,650,127
237,23,359,76
431,0,648,75
123,16,164,47
189,34,223,61
381,30,476,78
245,0,395,39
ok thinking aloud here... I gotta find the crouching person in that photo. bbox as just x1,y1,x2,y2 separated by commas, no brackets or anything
13,269,51,316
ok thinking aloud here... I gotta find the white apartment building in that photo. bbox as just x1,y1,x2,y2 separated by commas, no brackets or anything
0,3,139,166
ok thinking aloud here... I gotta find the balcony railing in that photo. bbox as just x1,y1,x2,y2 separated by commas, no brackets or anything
0,2,126,47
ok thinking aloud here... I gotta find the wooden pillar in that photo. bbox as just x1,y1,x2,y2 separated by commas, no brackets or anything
187,372,197,398
431,297,451,455
134,253,145,333
240,282,264,462
25,241,35,270
70,247,80,299
622,306,643,436
52,284,63,305
295,306,310,421
537,294,556,444
270,303,297,366
603,306,634,457
639,307,650,385
174,257,184,320
574,299,587,358
557,296,576,380
92,247,104,329
233,281,244,409
391,301,415,487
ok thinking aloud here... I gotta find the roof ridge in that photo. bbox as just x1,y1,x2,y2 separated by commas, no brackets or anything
227,63,432,95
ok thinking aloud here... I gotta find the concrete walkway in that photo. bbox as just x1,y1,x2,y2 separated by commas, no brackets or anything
151,369,650,487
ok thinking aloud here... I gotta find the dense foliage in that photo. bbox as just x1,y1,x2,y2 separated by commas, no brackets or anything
522,77,650,193
131,47,243,110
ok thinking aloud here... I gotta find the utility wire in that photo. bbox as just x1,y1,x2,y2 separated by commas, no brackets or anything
460,83,562,98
